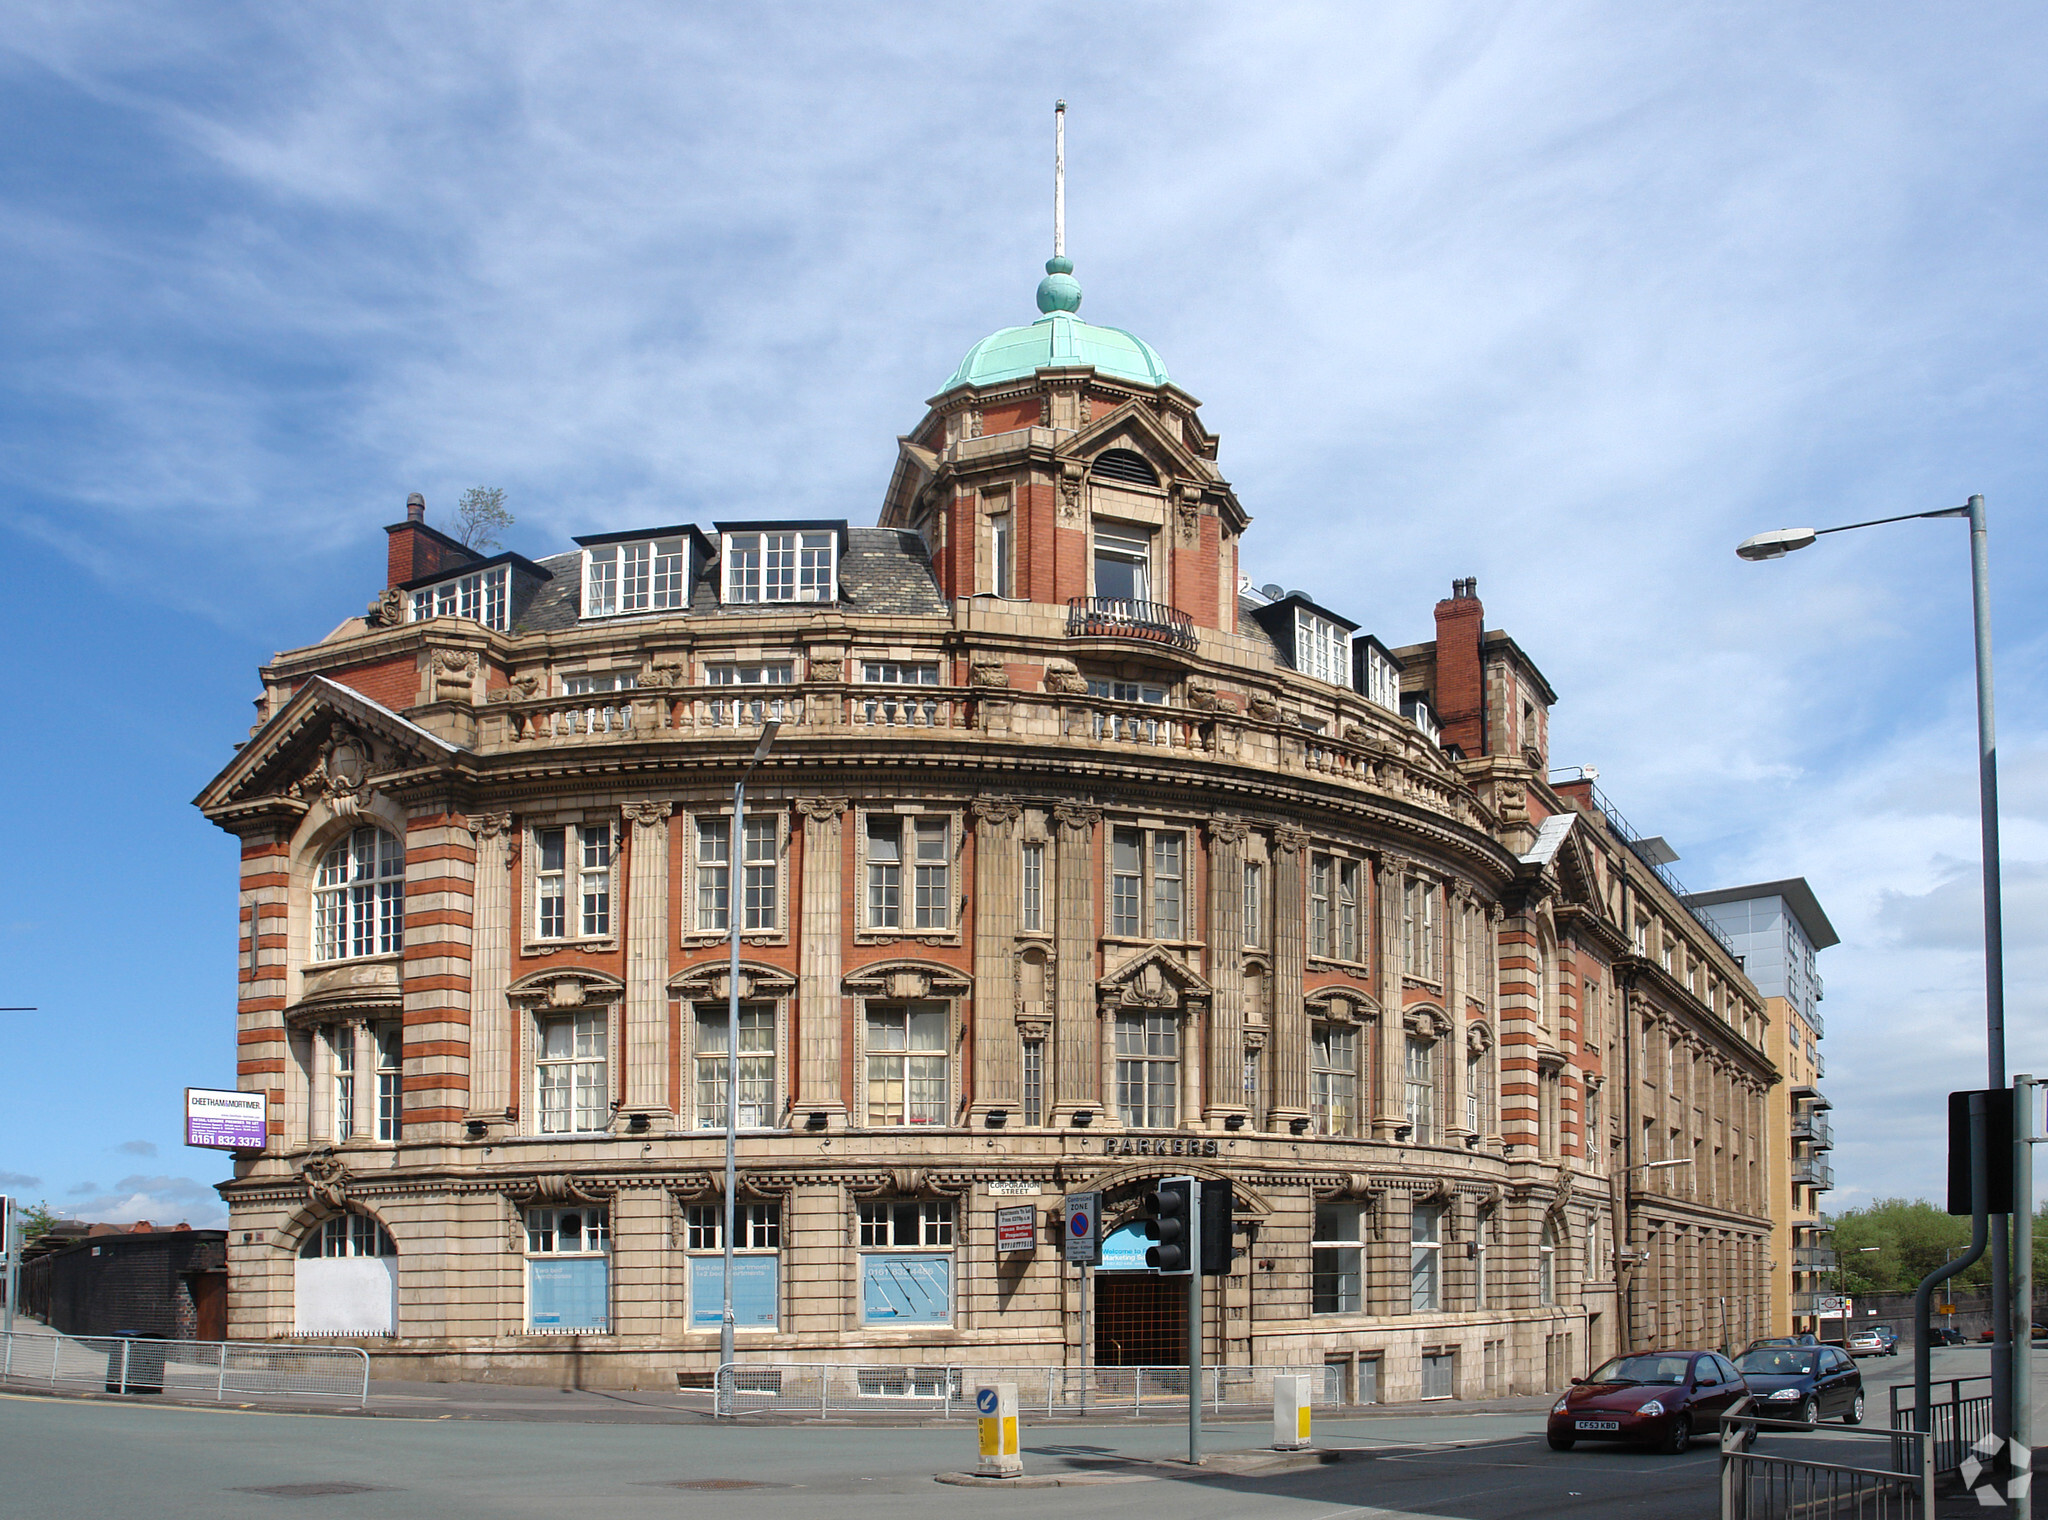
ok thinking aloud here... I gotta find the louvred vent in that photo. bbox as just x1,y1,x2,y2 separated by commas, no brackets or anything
1093,449,1158,488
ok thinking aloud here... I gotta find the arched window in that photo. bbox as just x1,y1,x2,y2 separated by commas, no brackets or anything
299,1212,396,1259
1093,448,1157,488
312,827,404,961
1539,1219,1557,1306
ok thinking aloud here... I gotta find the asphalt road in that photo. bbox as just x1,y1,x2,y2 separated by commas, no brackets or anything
1,1344,2028,1520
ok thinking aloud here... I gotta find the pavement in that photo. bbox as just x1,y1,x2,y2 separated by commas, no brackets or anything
2,1325,2041,1520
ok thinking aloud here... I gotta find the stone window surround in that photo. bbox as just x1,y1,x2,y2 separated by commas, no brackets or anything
508,970,626,1137
1303,989,1377,1140
286,800,409,1002
852,803,964,945
846,961,972,1130
1305,845,1368,972
671,960,799,1133
698,645,803,685
1101,815,1199,945
518,813,620,956
680,807,792,947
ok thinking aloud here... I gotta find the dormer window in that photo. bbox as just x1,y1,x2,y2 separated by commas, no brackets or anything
1294,608,1351,687
410,566,509,630
583,537,686,618
1358,641,1403,713
723,530,835,604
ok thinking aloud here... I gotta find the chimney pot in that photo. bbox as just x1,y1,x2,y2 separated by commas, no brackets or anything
406,493,425,523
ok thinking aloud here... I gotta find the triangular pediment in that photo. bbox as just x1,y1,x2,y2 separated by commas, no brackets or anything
1097,945,1213,1006
1060,399,1215,488
194,675,463,820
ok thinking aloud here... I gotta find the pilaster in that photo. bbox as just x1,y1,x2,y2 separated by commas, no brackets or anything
1268,824,1309,1130
1051,803,1100,1125
621,800,674,1130
969,797,1023,1124
796,798,848,1126
1203,815,1249,1128
465,812,514,1129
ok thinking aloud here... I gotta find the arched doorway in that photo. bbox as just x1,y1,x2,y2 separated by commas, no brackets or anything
1093,1220,1184,1366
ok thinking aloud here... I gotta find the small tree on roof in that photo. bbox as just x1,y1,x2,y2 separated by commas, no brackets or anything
453,486,513,552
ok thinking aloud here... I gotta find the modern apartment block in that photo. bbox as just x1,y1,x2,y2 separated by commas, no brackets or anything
1686,880,1838,1335
196,244,1779,1392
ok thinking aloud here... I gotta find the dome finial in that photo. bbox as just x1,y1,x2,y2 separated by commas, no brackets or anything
1037,100,1082,314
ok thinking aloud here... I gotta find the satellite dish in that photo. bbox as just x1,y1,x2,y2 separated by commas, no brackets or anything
1287,589,1309,603
1259,583,1285,601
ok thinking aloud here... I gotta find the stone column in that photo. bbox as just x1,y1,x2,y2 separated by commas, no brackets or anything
1268,825,1309,1130
349,1018,374,1140
1051,804,1101,1125
795,798,849,1127
969,797,1023,1124
1372,853,1409,1140
621,801,674,1129
312,1024,334,1143
466,813,515,1129
1203,816,1249,1129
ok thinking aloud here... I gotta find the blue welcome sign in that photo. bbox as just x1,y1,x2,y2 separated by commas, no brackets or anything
1100,1221,1153,1272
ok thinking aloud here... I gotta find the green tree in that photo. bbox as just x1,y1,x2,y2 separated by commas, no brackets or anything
453,486,512,551
1823,1197,2034,1295
18,1200,56,1242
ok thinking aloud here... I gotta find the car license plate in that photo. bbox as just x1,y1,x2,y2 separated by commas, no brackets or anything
1576,1419,1620,1432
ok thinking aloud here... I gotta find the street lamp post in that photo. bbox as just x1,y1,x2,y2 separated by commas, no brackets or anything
1738,495,2013,1462
720,720,781,1388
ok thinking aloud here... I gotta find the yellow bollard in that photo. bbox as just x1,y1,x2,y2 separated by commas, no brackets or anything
976,1382,1022,1478
1273,1373,1312,1451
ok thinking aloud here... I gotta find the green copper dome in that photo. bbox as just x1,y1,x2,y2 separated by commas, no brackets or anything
943,257,1170,391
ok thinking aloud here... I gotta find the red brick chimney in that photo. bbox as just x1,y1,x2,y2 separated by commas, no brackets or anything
385,493,481,589
1433,576,1485,758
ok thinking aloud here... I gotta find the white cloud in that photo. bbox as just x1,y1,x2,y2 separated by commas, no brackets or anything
2,3,2045,1207
115,1139,158,1158
66,1175,226,1230
0,1171,41,1190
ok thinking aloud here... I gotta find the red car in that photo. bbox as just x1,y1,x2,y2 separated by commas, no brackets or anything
1548,1349,1751,1454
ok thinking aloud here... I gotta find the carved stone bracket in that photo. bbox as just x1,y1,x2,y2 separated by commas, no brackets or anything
1206,813,1249,845
365,586,405,627
968,652,1010,689
506,1173,613,1208
970,796,1023,827
299,1150,351,1211
466,811,513,840
1270,825,1308,858
1043,658,1090,696
795,797,850,821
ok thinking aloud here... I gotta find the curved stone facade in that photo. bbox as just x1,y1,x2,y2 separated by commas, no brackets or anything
198,279,1777,1395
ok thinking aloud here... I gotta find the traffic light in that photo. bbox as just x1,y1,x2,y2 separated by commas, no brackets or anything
1200,1178,1233,1276
1143,1176,1195,1275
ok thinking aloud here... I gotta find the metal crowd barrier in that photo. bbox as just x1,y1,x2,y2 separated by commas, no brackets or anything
0,1328,371,1408
1887,1374,1994,1475
1719,1397,1934,1520
710,1362,1318,1421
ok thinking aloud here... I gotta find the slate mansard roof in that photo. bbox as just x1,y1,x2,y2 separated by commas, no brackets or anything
508,525,947,636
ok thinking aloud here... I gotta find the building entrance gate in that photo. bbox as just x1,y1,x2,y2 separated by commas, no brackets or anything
1095,1272,1184,1367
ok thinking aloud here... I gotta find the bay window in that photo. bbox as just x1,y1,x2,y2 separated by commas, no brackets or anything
312,827,404,962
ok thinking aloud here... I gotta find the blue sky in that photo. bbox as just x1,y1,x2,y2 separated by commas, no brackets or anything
2,3,2042,1227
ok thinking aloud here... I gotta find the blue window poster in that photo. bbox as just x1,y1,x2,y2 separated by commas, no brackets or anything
1099,1222,1154,1272
690,1256,779,1328
528,1257,608,1330
862,1253,951,1324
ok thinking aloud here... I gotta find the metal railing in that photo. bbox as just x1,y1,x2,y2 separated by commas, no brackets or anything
1792,1109,1834,1148
708,1362,1316,1421
1792,1246,1838,1271
1570,779,1739,958
1719,1398,1933,1520
1888,1375,1994,1475
1065,597,1199,652
1793,1153,1836,1190
0,1328,370,1407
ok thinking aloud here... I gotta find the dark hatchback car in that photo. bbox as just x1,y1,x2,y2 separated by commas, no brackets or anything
1548,1350,1751,1454
1734,1344,1865,1428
